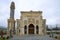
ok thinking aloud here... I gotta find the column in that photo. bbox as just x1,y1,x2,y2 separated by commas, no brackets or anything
27,26,28,34
34,26,36,34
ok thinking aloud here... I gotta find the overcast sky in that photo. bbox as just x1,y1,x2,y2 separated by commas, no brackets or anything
0,0,60,27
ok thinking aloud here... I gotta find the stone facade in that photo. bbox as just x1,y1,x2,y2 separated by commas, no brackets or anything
15,11,46,36
7,18,15,36
7,2,46,36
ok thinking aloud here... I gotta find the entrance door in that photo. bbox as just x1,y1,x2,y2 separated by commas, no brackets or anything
28,24,34,34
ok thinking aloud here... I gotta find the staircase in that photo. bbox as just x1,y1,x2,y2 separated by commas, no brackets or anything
9,35,57,40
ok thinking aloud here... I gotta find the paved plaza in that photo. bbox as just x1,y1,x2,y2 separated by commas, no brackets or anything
9,35,57,40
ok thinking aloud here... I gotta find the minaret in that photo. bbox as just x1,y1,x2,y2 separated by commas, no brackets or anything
10,1,15,19
7,1,15,36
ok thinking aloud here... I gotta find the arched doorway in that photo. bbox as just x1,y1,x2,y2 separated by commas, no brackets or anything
28,24,34,34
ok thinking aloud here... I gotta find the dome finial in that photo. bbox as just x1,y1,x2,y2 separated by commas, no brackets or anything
10,1,15,9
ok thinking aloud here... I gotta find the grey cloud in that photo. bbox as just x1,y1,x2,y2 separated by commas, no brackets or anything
0,0,60,27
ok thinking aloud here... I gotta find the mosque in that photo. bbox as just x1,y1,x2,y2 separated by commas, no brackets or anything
7,1,46,36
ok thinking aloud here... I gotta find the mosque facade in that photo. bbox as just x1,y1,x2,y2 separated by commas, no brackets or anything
7,2,46,36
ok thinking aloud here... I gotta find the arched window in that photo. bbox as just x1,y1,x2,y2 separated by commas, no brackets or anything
36,25,39,34
24,20,27,25
24,25,27,34
36,20,39,24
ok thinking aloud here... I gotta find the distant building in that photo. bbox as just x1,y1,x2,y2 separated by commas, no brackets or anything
7,2,46,36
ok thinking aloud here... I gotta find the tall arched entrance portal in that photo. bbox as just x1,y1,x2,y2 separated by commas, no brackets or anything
28,24,34,34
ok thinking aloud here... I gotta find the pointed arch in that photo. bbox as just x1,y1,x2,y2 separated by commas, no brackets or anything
24,25,27,34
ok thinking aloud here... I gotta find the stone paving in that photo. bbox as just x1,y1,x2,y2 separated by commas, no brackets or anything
9,35,57,40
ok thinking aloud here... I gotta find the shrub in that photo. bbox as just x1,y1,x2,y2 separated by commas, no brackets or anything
55,36,57,39
6,36,9,39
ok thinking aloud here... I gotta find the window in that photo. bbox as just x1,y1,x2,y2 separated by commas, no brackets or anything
36,25,39,34
24,20,27,25
36,20,39,24
24,25,27,34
